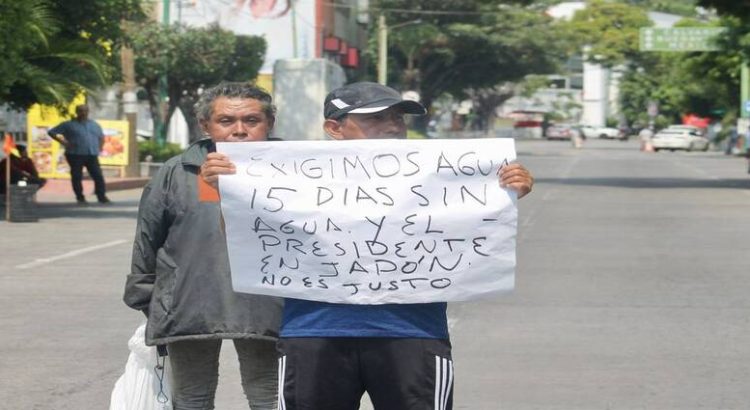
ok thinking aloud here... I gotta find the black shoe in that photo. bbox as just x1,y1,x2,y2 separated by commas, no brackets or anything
76,197,88,206
98,196,112,204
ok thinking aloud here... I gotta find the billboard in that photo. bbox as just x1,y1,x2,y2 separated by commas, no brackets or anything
175,0,317,74
27,101,130,178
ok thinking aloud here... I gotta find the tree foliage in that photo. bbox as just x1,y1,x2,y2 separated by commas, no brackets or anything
560,1,741,127
127,22,266,142
625,0,700,16
565,0,653,67
697,0,750,19
50,0,145,44
0,0,146,109
674,18,742,119
371,0,570,130
618,17,741,128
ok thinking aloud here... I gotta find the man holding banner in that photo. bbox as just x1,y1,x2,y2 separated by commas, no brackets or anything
125,83,283,410
202,82,533,410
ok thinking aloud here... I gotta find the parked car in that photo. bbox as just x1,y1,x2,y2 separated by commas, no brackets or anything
651,128,710,152
664,124,705,137
579,124,623,140
545,124,579,140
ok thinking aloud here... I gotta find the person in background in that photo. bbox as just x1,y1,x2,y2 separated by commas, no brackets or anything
124,82,283,410
571,126,584,149
724,124,738,155
0,144,47,194
48,104,110,204
639,125,654,152
202,82,534,410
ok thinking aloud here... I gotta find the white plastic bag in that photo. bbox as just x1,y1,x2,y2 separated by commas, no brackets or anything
109,321,173,410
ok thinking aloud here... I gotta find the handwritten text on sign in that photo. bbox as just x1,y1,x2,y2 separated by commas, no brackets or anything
218,138,517,304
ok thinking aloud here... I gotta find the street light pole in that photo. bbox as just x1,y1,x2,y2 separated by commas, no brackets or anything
377,16,422,86
155,0,170,146
741,63,749,119
378,14,388,85
120,45,139,177
291,0,298,58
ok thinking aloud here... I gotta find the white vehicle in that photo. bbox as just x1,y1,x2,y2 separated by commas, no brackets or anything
665,124,705,137
651,128,710,152
579,125,622,139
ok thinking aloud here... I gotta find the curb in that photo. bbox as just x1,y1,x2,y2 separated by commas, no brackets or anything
33,177,151,203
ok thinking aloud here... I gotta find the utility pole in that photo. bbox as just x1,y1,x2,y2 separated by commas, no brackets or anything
377,14,387,85
741,64,749,119
120,44,139,177
291,0,298,58
740,63,750,154
377,16,421,86
154,0,170,146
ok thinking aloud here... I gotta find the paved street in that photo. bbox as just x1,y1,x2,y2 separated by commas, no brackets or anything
1,138,749,409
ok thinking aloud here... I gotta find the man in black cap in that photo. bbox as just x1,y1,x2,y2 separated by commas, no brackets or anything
202,82,533,410
320,81,427,139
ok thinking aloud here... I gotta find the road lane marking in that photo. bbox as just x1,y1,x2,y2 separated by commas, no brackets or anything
539,156,580,203
521,213,535,227
521,156,580,237
15,239,129,270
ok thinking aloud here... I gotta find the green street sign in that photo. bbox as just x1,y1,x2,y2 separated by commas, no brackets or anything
639,27,726,52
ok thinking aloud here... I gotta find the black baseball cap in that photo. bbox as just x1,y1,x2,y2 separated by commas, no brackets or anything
324,82,426,120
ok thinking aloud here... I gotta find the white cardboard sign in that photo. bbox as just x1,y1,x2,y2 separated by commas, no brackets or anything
218,138,517,304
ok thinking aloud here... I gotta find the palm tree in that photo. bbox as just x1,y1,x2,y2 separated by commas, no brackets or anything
0,0,108,109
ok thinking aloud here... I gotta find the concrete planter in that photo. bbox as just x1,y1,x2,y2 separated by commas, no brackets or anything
139,161,165,178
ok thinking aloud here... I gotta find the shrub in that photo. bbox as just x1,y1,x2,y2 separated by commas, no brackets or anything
138,140,184,162
407,129,427,139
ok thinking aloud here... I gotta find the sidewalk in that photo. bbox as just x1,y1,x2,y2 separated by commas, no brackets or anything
2,176,149,222
36,176,150,203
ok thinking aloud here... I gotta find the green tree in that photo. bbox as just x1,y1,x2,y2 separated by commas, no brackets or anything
447,6,571,131
464,84,516,133
127,22,266,142
565,0,653,68
387,23,443,91
50,0,145,44
371,0,569,130
673,18,741,120
697,0,750,18
560,1,740,128
0,0,146,109
618,17,742,128
618,54,685,128
625,0,699,16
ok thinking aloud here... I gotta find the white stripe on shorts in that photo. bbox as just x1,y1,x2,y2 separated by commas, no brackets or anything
434,356,454,410
278,355,287,410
